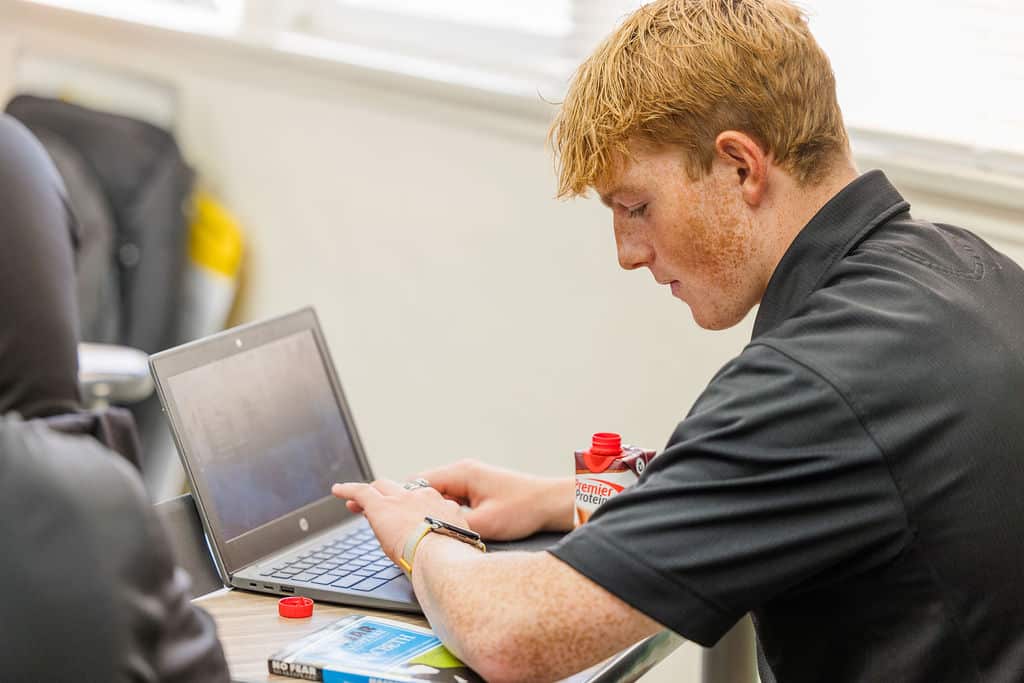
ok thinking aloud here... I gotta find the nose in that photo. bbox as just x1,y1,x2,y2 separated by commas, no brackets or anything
614,218,652,271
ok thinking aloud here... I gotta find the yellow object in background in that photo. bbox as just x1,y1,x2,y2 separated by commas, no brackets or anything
189,190,243,277
178,190,244,342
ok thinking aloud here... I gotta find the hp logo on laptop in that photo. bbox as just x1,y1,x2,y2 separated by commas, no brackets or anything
299,517,309,532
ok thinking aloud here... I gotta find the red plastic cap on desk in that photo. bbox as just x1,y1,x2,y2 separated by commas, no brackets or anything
278,596,314,618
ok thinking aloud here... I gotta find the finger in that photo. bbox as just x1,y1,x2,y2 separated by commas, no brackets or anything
370,479,406,496
462,503,493,533
459,500,521,541
332,482,381,509
415,461,475,501
345,500,364,514
408,484,445,503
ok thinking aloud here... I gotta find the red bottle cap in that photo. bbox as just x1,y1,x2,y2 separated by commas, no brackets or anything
278,596,314,618
584,432,622,472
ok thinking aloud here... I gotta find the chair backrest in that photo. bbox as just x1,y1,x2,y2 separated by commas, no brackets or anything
6,93,194,354
31,124,121,344
154,492,225,598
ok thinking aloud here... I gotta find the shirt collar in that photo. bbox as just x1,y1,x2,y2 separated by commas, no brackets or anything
752,170,910,338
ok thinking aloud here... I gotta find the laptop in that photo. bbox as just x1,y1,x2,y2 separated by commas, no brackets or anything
150,307,561,613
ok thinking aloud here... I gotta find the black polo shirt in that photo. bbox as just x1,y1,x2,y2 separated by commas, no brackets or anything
550,171,1024,682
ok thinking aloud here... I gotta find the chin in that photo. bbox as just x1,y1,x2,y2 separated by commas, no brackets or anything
690,305,747,331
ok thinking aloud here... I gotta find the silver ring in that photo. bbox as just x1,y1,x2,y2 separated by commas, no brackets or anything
402,478,431,491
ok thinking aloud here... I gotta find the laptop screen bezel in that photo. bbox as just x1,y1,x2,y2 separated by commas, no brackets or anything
149,307,374,577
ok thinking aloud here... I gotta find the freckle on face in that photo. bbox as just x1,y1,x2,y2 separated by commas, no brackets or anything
609,145,758,329
678,173,757,328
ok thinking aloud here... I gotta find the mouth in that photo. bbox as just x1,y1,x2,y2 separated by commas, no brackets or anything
653,275,682,298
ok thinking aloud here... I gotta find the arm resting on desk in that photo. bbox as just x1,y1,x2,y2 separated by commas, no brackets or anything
412,535,662,683
333,476,664,683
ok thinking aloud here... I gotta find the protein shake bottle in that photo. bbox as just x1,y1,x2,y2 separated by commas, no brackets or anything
574,432,656,527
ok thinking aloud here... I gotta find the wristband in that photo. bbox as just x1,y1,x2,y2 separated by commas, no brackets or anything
398,517,486,575
399,520,433,575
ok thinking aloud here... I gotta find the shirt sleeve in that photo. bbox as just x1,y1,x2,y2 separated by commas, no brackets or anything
548,343,910,646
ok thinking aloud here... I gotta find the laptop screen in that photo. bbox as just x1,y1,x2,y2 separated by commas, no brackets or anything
166,328,364,543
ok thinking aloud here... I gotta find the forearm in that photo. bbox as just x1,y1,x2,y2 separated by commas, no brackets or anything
409,535,490,661
411,535,660,682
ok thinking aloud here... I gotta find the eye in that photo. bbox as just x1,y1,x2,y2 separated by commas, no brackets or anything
627,203,648,219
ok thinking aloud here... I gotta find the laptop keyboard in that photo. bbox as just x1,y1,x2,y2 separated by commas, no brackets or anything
259,527,405,591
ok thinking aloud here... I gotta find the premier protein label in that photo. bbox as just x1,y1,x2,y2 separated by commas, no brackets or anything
576,478,625,505
574,444,656,526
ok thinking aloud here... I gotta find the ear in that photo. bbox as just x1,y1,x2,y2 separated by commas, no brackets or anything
714,131,769,207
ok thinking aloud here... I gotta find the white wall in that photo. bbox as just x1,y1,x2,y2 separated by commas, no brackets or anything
0,9,752,480
2,7,1021,683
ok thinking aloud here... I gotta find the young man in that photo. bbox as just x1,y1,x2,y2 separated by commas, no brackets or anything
333,1,1024,681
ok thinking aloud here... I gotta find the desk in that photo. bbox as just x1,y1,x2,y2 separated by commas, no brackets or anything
198,589,683,682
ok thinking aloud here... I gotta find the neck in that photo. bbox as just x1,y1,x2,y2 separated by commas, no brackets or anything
759,159,859,286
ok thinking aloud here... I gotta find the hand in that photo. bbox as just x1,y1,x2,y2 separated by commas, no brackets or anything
414,459,574,541
331,479,469,564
